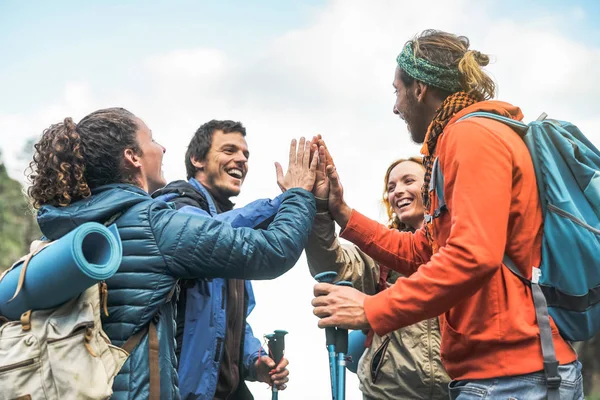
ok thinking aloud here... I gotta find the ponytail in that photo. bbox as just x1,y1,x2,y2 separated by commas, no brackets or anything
27,118,91,208
458,50,495,100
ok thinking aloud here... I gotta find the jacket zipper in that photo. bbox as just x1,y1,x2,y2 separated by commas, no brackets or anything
221,285,226,310
0,358,36,373
214,338,223,362
547,204,600,235
47,323,91,344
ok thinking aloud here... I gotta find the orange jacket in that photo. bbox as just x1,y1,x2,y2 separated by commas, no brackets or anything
342,101,576,380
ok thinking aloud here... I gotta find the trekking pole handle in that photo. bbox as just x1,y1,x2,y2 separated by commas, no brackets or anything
266,330,288,399
334,280,353,400
314,271,339,400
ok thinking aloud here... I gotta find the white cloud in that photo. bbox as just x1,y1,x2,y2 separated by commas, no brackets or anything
0,82,97,180
145,48,227,80
1,1,599,398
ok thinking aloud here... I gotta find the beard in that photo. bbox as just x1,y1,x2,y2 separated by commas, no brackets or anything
404,93,430,144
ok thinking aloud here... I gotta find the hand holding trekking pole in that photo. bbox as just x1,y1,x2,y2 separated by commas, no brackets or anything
263,330,289,399
314,272,339,400
313,272,357,400
311,283,370,331
254,355,289,391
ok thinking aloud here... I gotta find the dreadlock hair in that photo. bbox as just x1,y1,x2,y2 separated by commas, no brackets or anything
399,29,496,101
27,108,141,208
382,156,425,231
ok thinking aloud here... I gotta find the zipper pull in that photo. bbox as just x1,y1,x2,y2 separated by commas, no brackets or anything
84,326,98,357
100,282,109,317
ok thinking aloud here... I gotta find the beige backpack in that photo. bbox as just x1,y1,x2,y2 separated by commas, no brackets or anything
0,241,161,400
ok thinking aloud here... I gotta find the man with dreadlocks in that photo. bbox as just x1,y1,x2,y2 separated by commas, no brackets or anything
311,30,583,399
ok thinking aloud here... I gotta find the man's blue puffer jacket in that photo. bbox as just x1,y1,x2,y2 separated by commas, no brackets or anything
155,178,283,400
36,183,315,400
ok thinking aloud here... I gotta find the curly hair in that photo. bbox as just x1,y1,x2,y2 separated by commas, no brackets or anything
185,119,246,180
400,29,496,101
27,108,141,208
382,156,425,231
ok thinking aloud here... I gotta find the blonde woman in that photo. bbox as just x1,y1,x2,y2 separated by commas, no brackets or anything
306,156,449,399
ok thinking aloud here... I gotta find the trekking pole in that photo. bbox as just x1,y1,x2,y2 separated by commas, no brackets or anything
314,271,339,400
334,281,353,400
266,329,288,400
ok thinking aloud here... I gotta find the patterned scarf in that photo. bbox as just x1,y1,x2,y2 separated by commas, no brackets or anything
420,91,480,249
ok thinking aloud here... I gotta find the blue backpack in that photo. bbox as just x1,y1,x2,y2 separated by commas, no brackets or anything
431,111,600,398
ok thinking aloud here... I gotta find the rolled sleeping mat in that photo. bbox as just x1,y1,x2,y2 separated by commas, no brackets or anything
0,222,122,320
346,329,367,374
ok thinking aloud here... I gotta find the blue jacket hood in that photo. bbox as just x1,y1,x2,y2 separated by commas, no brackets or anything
37,184,152,240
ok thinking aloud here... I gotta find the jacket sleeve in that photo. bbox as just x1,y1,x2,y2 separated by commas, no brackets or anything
214,196,282,229
154,188,316,280
241,281,266,381
305,212,380,295
340,211,431,277
361,122,513,336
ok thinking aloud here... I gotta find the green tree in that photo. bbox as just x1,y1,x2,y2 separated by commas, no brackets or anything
0,152,41,272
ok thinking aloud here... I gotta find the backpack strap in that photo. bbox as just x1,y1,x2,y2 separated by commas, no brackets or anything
503,256,561,400
431,157,446,215
147,322,160,400
121,321,160,400
424,157,447,224
1,241,54,303
104,211,162,400
457,111,529,136
117,284,177,400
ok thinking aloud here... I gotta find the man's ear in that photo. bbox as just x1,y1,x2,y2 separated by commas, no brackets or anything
124,148,142,169
415,81,429,103
191,156,205,171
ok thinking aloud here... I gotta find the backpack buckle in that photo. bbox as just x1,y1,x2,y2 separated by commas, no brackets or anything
543,360,562,389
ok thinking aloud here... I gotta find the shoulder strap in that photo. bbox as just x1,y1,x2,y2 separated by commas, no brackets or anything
430,157,446,214
424,157,448,226
457,111,529,136
121,321,160,400
0,241,54,302
118,284,177,400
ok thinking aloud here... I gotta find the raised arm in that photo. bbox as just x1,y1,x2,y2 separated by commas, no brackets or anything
363,122,513,335
322,147,432,276
340,210,431,276
158,138,320,280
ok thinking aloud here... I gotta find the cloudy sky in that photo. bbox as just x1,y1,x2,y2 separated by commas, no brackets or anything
1,0,599,398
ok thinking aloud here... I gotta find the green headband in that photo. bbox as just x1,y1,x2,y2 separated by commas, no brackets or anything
396,42,463,93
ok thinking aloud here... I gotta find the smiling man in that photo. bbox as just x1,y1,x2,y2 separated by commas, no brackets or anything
153,120,290,400
311,30,582,400
186,120,250,207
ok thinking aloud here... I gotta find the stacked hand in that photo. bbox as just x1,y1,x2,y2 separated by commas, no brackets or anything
275,137,318,192
308,134,371,331
275,135,371,331
309,135,352,229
